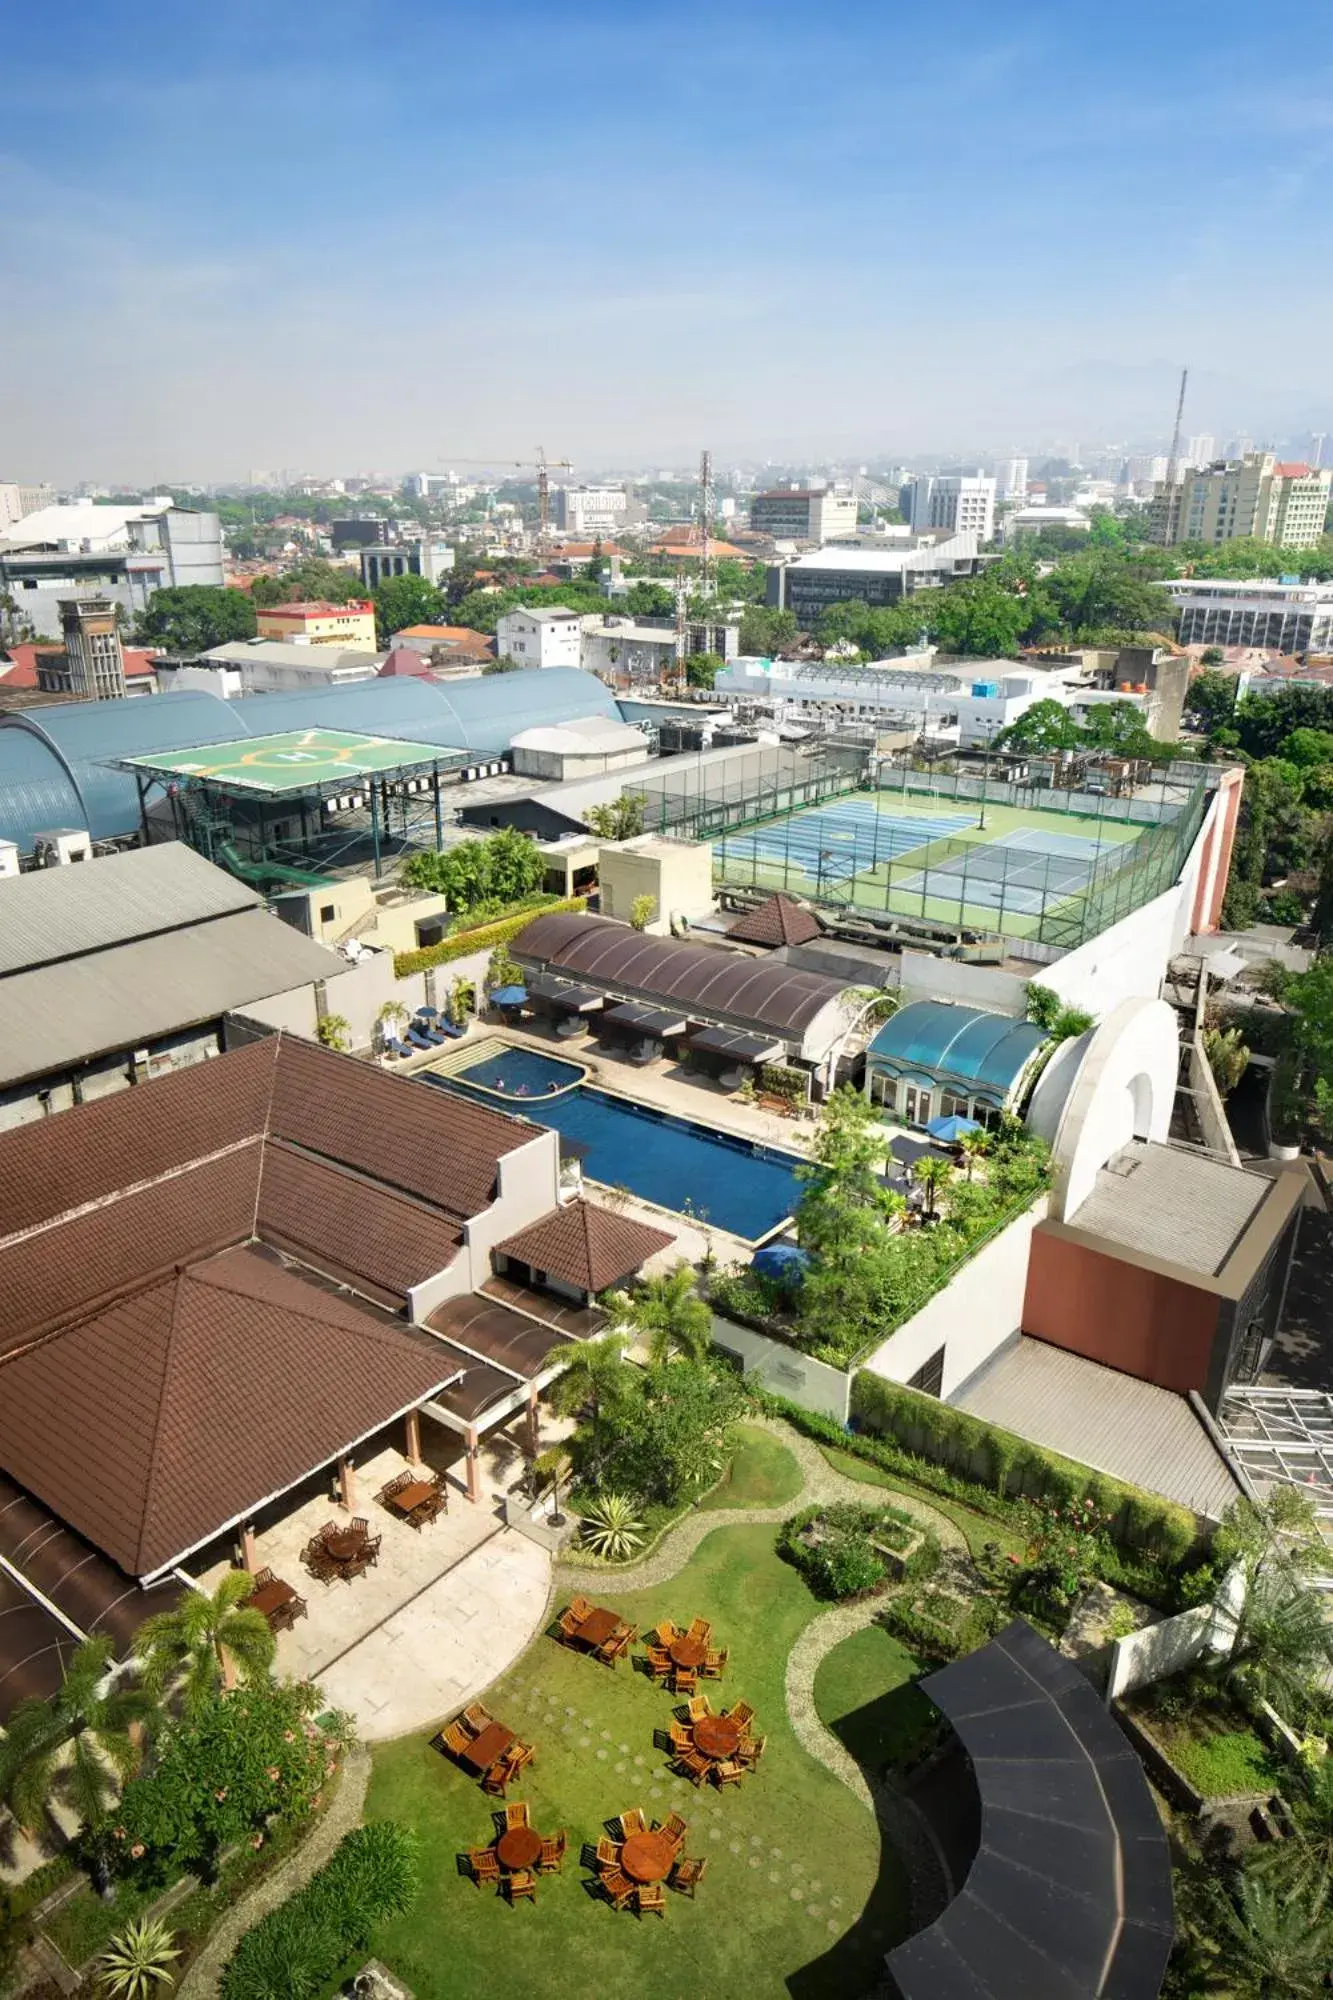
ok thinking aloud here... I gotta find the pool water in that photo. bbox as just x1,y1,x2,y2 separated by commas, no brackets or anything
445,1045,585,1097
427,1048,805,1241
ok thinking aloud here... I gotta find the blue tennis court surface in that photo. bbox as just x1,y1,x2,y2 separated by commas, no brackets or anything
719,797,975,885
896,826,1109,916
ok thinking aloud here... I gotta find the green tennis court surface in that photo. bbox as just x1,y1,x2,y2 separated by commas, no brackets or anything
125,727,449,793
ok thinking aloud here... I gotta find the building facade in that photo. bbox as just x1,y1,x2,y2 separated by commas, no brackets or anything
1150,453,1333,549
749,489,859,542
767,534,988,625
908,474,996,541
59,597,126,700
358,539,455,590
552,486,642,537
0,503,223,636
1167,577,1333,657
254,599,378,649
495,605,584,668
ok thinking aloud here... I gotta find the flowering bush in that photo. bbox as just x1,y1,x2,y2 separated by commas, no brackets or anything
111,1682,353,1882
1016,1497,1115,1611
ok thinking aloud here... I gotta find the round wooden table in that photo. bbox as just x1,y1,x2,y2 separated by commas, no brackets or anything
692,1713,742,1762
496,1825,542,1872
324,1529,362,1563
669,1633,707,1670
620,1830,675,1884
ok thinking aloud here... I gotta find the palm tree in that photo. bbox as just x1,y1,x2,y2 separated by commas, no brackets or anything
614,1263,712,1365
958,1128,991,1181
0,1636,153,1842
914,1154,953,1220
1211,1863,1333,1997
137,1572,275,1716
547,1332,635,1484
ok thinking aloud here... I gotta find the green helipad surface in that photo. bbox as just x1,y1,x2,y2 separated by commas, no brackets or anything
125,727,450,794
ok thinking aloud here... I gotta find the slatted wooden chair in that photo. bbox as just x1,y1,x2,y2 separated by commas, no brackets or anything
595,1835,620,1869
300,1537,337,1584
481,1759,510,1797
569,1594,593,1622
670,1853,707,1897
506,1868,537,1905
739,1733,767,1768
660,1811,688,1850
505,1799,531,1831
686,1694,712,1723
462,1702,492,1734
637,1882,666,1919
601,1867,635,1911
538,1829,566,1873
674,1665,697,1697
468,1846,500,1887
653,1619,681,1647
713,1758,744,1788
439,1719,472,1758
645,1645,673,1679
726,1699,756,1728
507,1739,536,1777
703,1646,728,1678
675,1746,711,1786
619,1807,647,1839
557,1607,583,1643
667,1719,693,1753
686,1615,711,1646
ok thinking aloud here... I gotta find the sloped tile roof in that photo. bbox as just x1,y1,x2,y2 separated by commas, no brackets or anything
256,1140,461,1306
726,894,824,948
496,1201,673,1293
0,1246,460,1576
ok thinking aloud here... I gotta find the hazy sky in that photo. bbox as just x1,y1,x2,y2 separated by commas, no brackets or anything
4,0,1331,484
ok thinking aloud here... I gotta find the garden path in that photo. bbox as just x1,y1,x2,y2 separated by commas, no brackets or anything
176,1746,371,2000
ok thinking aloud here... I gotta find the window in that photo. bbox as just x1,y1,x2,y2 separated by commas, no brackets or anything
907,1347,945,1398
320,904,336,923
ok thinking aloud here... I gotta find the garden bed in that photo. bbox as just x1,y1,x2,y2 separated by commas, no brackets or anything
1122,1681,1282,1808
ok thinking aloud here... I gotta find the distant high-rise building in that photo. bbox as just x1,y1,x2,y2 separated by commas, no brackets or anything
908,473,995,540
1000,458,1029,500
749,489,859,541
59,597,127,700
552,486,643,536
1149,452,1333,549
1184,435,1216,468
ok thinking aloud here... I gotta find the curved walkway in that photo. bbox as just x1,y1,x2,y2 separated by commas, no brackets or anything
177,1745,372,2000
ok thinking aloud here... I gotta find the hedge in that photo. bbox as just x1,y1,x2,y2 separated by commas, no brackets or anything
219,1821,419,2000
393,895,586,978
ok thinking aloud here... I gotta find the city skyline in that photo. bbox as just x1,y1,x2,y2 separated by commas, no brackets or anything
4,0,1332,484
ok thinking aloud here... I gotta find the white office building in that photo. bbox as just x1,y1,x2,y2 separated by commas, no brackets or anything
908,474,995,541
495,605,585,669
552,486,641,537
1000,458,1029,501
1165,577,1333,657
714,655,1089,746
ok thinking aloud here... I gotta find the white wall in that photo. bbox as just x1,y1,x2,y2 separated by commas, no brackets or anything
862,1195,1048,1400
461,1129,563,1282
1049,997,1179,1220
899,949,1028,1016
710,1314,851,1423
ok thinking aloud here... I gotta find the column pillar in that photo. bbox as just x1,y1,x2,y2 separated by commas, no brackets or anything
464,1427,482,1504
524,1384,540,1459
405,1409,423,1468
239,1524,259,1574
338,1457,357,1513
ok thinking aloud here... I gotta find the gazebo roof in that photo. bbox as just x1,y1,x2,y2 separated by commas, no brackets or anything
496,1201,674,1294
726,894,824,948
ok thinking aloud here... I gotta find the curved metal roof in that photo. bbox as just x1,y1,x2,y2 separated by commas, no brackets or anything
513,910,848,1038
0,670,618,848
868,1000,1045,1094
888,1620,1173,2000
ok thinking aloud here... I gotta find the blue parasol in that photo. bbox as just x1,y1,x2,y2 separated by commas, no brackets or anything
925,1114,981,1143
751,1242,812,1287
490,985,528,1007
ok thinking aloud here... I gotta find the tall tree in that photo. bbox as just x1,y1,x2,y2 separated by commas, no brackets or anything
372,572,445,643
136,585,256,653
610,1263,713,1365
137,1571,276,1715
547,1332,636,1484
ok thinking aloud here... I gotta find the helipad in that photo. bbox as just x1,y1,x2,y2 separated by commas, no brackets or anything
124,727,452,795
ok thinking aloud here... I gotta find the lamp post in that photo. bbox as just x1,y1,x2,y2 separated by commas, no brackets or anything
978,718,998,832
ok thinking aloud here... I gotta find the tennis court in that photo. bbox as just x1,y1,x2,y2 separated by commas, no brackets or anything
894,826,1110,917
124,727,451,795
719,797,976,888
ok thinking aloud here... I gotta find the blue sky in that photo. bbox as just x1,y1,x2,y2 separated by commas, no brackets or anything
3,0,1331,482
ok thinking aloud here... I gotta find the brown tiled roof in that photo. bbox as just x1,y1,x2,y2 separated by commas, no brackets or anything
269,1036,534,1220
0,1038,278,1242
426,1294,571,1379
496,1201,673,1293
726,894,823,949
0,1148,263,1358
257,1140,461,1307
0,1246,460,1577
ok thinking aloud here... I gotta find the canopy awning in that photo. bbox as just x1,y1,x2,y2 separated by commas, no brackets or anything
602,1001,689,1037
689,1024,785,1065
525,970,605,1013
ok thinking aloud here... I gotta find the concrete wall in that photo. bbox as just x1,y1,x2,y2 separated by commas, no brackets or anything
1188,1033,1243,1166
899,948,1028,1015
460,1129,563,1287
862,1196,1048,1400
1048,998,1179,1220
0,1026,221,1131
710,1313,851,1423
1106,1566,1243,1703
599,839,715,931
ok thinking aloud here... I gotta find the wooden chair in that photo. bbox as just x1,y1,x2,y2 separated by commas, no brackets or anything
727,1699,756,1728
247,1565,276,1593
568,1594,593,1622
557,1608,582,1642
595,1835,620,1869
686,1616,711,1645
637,1882,666,1919
739,1733,767,1768
505,1800,530,1831
301,1538,336,1584
714,1758,744,1788
667,1720,693,1753
462,1702,492,1734
601,1868,635,1911
508,1740,535,1776
378,1469,413,1506
361,1534,382,1568
675,1747,711,1786
440,1720,472,1757
538,1829,566,1873
653,1620,681,1647
481,1760,509,1797
686,1695,712,1723
645,1646,672,1679
674,1665,697,1697
671,1853,707,1897
506,1869,537,1905
661,1811,688,1850
703,1647,728,1678
468,1846,500,1886
620,1807,647,1839
351,1516,371,1539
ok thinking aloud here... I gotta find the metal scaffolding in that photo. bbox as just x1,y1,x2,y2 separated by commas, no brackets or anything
1218,1386,1333,1551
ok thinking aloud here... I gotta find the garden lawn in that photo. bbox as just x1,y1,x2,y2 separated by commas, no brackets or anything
819,1446,1029,1561
1146,1713,1282,1799
360,1524,907,2000
700,1425,804,1510
813,1626,935,1777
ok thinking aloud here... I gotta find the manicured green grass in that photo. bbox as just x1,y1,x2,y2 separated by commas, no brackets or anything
813,1626,936,1777
819,1446,1029,1562
1149,1715,1282,1799
360,1524,909,1999
700,1424,804,1510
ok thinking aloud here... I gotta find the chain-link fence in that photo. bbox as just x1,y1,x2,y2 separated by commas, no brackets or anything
622,742,866,839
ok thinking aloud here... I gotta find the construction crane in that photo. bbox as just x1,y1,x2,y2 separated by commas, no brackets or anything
1155,367,1188,545
435,449,573,555
698,447,713,601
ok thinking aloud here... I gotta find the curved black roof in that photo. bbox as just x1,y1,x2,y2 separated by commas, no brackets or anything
513,910,848,1039
888,1620,1173,2000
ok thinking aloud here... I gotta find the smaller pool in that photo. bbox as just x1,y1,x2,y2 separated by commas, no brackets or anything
448,1045,585,1099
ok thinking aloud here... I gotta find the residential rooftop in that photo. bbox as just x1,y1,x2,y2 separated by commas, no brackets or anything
1070,1140,1271,1277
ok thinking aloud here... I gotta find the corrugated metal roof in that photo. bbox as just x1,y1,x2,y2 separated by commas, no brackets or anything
1069,1140,1270,1276
0,844,255,977
952,1336,1242,1519
0,908,340,1087
868,1000,1046,1095
514,910,847,1038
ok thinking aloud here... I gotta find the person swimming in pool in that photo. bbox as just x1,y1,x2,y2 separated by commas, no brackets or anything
494,1079,505,1091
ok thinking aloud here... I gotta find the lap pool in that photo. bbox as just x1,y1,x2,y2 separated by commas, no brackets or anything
423,1045,804,1241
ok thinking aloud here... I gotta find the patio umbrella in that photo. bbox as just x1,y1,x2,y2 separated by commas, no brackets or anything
925,1113,981,1144
490,985,528,1007
751,1243,812,1287
415,1004,441,1019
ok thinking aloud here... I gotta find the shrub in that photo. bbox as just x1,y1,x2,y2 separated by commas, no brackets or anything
778,1501,914,1601
219,1821,419,2000
392,896,585,978
96,1915,181,1998
578,1492,646,1561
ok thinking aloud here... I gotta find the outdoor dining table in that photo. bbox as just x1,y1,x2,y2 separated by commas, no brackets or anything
496,1824,543,1872
620,1830,676,1884
324,1526,364,1563
385,1479,437,1519
668,1633,707,1671
574,1606,622,1650
244,1576,297,1624
692,1713,743,1762
459,1721,515,1775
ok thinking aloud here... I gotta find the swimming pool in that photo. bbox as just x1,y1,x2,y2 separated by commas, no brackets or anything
425,1046,805,1241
